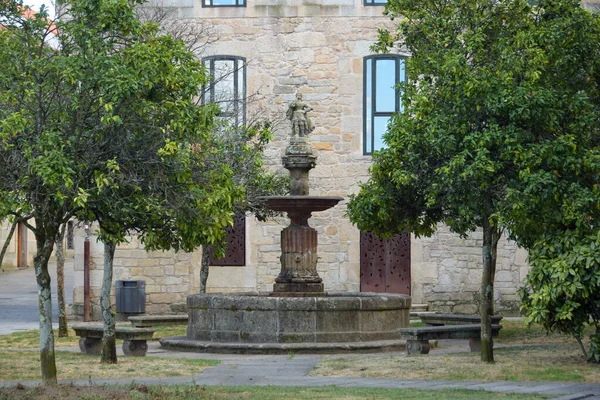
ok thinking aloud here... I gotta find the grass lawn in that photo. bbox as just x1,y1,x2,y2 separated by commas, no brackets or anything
0,350,218,382
311,321,600,383
0,384,552,399
0,325,187,349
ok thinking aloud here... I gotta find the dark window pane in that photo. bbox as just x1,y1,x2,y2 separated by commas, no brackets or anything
214,60,235,110
203,57,246,126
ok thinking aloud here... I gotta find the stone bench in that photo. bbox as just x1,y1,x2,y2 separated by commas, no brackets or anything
420,313,503,326
397,324,503,355
72,324,155,356
128,315,188,328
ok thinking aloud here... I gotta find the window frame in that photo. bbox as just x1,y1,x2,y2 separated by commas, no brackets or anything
363,55,406,155
202,0,246,7
202,55,247,127
363,0,387,5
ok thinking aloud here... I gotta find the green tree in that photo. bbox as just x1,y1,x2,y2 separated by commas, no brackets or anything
0,0,241,378
347,0,600,362
199,121,288,293
520,232,600,362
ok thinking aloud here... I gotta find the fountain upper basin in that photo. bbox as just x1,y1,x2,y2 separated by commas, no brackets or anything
262,196,343,213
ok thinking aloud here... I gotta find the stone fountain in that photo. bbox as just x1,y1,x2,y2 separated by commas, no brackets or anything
160,93,411,353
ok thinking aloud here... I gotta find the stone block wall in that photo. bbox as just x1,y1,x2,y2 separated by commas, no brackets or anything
0,222,36,271
182,5,398,296
69,0,532,317
411,225,530,314
72,224,201,317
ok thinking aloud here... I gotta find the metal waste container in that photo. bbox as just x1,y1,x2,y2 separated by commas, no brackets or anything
115,280,145,313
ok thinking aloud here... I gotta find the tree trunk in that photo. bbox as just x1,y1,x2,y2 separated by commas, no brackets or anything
33,224,57,384
0,220,17,268
101,241,117,364
56,224,68,337
199,244,211,294
480,218,501,363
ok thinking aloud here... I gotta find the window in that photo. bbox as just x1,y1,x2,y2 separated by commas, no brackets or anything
203,0,245,7
210,214,246,266
202,56,246,127
363,55,406,155
364,0,387,5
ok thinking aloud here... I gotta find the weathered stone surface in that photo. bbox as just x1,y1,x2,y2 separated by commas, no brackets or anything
67,6,531,318
406,340,430,355
122,339,148,356
186,292,410,345
397,324,502,341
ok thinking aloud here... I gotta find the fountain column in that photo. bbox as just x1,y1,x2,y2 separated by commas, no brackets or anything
272,137,323,294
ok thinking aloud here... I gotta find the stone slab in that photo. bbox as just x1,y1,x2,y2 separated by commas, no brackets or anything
420,313,503,326
72,324,155,341
397,324,502,341
129,315,188,327
160,336,405,354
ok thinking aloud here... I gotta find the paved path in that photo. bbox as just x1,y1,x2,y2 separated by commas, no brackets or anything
1,342,599,399
0,261,74,335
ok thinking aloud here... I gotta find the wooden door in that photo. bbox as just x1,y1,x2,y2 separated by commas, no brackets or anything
17,222,28,269
360,231,410,295
210,214,246,266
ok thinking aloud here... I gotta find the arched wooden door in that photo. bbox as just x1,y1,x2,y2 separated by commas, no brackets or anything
360,231,410,295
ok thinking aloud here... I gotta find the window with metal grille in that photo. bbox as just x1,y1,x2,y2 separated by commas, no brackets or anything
210,214,246,266
363,55,406,155
202,56,246,127
203,0,245,7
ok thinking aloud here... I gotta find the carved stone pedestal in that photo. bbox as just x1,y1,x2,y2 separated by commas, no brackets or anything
263,196,342,295
273,203,323,294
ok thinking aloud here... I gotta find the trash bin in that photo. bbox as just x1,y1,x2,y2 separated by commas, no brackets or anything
115,280,145,313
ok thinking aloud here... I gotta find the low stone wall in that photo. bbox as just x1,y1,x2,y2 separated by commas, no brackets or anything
187,292,411,343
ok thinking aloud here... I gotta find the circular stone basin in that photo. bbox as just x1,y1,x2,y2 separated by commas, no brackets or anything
160,292,411,354
262,196,343,213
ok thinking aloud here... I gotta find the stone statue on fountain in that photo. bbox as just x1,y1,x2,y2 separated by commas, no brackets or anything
286,92,315,139
283,92,317,196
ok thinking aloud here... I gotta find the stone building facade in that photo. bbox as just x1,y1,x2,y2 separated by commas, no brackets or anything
68,0,530,318
0,222,36,272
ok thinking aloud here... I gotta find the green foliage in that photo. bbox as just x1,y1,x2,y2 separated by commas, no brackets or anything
347,0,600,362
214,120,288,217
348,0,600,241
53,0,242,250
0,0,268,379
519,231,600,362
